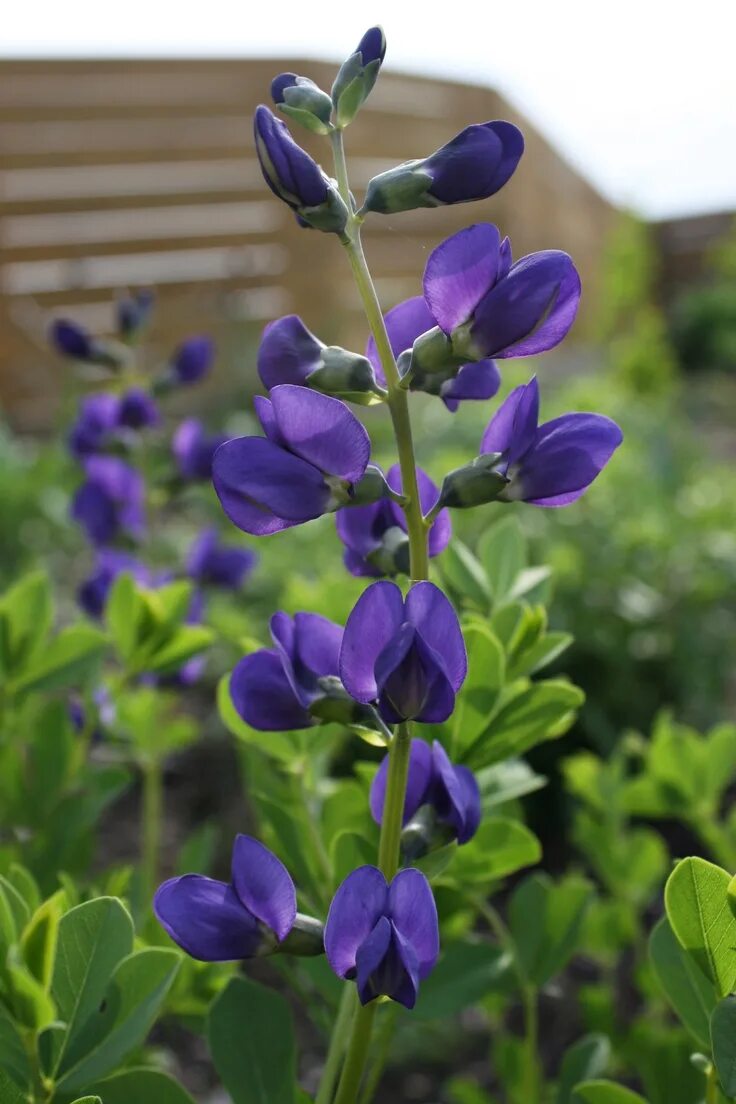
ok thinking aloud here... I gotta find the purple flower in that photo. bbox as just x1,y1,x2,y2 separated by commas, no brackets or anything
270,74,333,133
68,393,121,458
77,549,151,618
171,335,214,385
331,27,386,127
340,581,467,724
213,385,370,536
408,224,582,389
230,611,343,731
366,296,501,410
325,866,438,1009
71,456,145,546
186,529,257,590
336,464,451,577
364,122,523,215
118,387,160,430
117,289,154,339
371,738,481,845
479,376,623,506
173,419,228,481
258,315,384,404
154,835,297,962
254,106,348,233
50,319,121,368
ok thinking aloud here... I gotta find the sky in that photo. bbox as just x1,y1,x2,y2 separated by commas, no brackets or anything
4,0,736,219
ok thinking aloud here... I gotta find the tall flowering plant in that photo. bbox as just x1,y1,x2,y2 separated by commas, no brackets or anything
151,26,623,1104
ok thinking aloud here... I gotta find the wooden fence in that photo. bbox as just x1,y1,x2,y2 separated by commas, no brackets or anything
0,59,617,429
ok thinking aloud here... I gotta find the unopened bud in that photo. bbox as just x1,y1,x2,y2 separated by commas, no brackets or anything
331,26,386,128
438,454,509,509
271,73,333,135
307,347,386,405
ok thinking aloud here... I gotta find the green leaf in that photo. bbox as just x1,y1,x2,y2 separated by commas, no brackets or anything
665,857,736,997
462,679,584,770
11,624,107,697
0,570,53,673
69,1098,102,1103
330,831,374,886
55,948,181,1092
106,573,147,662
449,818,541,885
0,1068,29,1104
207,976,296,1104
450,624,505,758
5,956,56,1029
139,624,213,676
0,877,29,950
85,1069,196,1103
477,759,547,810
7,864,41,914
711,995,736,1096
510,630,573,679
22,889,66,989
414,942,512,1019
477,517,526,604
648,916,715,1050
0,1006,30,1090
509,873,593,987
218,673,299,763
440,540,491,611
38,1021,65,1078
573,1084,649,1104
51,897,134,1071
556,1035,611,1104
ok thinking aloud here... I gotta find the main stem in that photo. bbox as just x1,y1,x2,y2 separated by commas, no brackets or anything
326,128,430,1104
141,757,162,909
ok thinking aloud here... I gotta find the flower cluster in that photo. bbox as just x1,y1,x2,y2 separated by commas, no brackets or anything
153,24,623,1028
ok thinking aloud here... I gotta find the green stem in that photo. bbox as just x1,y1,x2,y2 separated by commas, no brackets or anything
315,987,357,1104
706,1065,720,1104
358,1004,399,1104
141,757,162,907
333,1003,377,1104
377,722,412,878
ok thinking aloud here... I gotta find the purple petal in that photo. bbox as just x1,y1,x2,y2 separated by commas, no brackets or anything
172,335,214,383
270,385,370,482
340,581,405,703
270,611,342,705
366,297,436,387
385,465,451,559
369,738,434,825
473,251,581,359
375,625,455,723
454,765,482,843
254,105,328,210
324,865,389,979
118,387,160,429
516,412,623,505
441,359,501,411
423,224,501,334
258,315,324,391
426,122,524,206
356,25,386,65
213,436,330,529
389,868,440,979
231,834,296,942
186,529,256,588
431,741,474,843
154,875,261,961
230,650,312,730
480,378,540,464
336,499,393,559
355,916,420,1009
51,318,94,360
405,582,467,692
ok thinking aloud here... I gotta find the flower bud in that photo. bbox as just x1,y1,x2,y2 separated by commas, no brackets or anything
307,346,386,405
117,289,154,340
254,105,348,233
364,121,523,215
276,913,325,957
365,525,411,577
50,319,124,369
331,26,386,128
348,464,394,506
437,453,509,509
271,73,333,135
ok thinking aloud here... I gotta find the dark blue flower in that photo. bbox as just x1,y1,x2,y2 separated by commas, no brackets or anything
479,376,623,506
68,394,121,458
230,610,343,731
371,738,481,845
117,289,155,339
325,866,438,1009
71,457,145,546
331,27,386,126
186,529,257,590
173,419,228,481
171,335,215,385
155,835,297,961
340,581,467,724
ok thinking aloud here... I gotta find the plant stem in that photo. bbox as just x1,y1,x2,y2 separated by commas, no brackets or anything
319,128,431,1104
315,987,357,1104
358,1003,399,1104
706,1065,720,1104
141,757,162,908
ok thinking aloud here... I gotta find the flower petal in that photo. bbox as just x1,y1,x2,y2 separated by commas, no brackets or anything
385,465,451,559
454,765,482,843
472,250,581,358
271,611,343,705
231,834,297,942
480,377,540,464
154,875,261,961
270,385,370,482
431,741,473,842
230,650,312,731
426,121,524,206
369,738,434,825
517,412,623,505
405,582,467,692
423,224,501,334
389,868,440,979
213,435,330,529
355,916,420,1009
258,315,324,390
366,297,436,386
336,499,390,558
324,865,389,979
441,359,501,411
340,581,405,703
